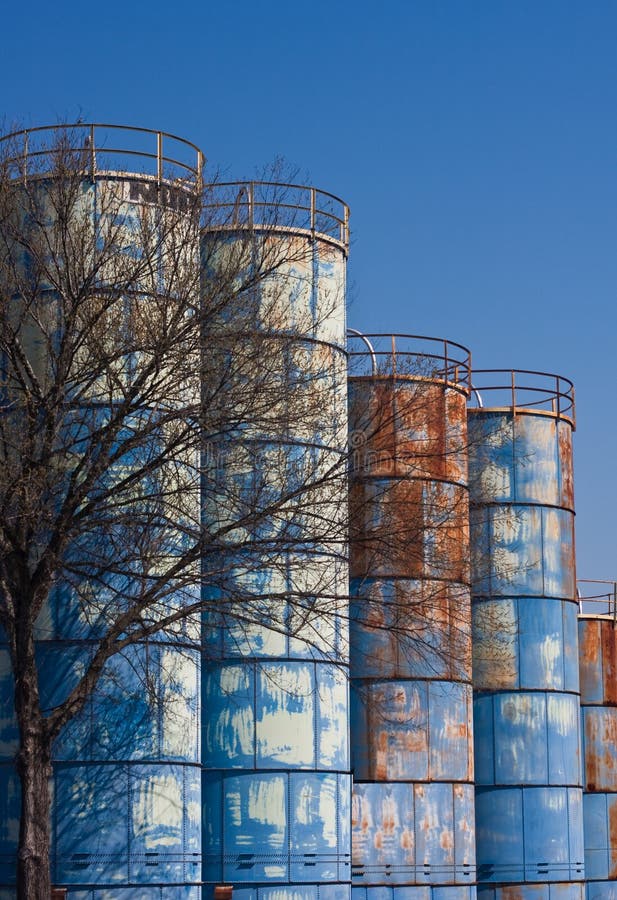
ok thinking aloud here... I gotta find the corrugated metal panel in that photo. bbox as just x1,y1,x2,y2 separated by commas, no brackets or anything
579,617,617,706
475,787,583,883
472,600,579,694
477,885,585,900
203,772,350,885
54,763,201,885
351,783,475,886
474,692,580,786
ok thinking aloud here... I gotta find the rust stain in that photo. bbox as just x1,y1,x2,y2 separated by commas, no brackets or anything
558,421,575,510
501,887,525,900
610,799,617,878
602,619,617,704
439,828,454,851
585,711,600,790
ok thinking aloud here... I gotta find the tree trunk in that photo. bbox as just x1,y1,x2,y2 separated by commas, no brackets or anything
15,729,52,900
13,627,53,900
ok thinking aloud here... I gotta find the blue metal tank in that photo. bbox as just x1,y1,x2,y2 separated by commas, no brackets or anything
577,581,617,898
469,370,584,900
200,182,351,900
347,333,476,900
0,124,205,897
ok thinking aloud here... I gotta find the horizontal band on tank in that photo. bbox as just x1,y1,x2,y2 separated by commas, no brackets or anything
202,333,349,355
474,781,584,790
351,577,470,588
0,882,204,891
352,779,474,785
5,638,203,650
351,888,477,900
579,613,617,621
46,758,203,769
476,882,585,892
352,674,472,683
352,475,470,490
206,439,349,455
202,657,351,666
472,596,580,604
202,223,348,255
470,500,575,515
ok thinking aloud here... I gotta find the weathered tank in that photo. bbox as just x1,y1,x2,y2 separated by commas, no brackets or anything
0,123,204,897
200,182,351,900
469,370,584,900
577,580,617,899
348,333,476,900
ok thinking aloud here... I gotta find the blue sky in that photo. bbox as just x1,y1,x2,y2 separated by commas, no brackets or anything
2,0,616,579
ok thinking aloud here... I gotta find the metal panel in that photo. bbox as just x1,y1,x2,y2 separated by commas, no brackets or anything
477,887,584,900
203,772,350,887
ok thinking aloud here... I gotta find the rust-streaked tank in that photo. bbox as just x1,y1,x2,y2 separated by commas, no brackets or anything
469,371,584,900
348,333,476,900
577,580,617,899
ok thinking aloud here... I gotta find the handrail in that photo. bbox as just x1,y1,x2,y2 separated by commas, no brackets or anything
346,331,472,393
0,123,205,188
202,180,349,251
467,368,575,427
578,579,617,622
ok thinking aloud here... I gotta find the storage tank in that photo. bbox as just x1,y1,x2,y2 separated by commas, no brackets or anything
347,333,476,900
577,580,617,900
200,182,351,900
469,370,584,900
0,124,204,896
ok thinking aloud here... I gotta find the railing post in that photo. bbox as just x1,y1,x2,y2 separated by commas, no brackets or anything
156,131,163,188
89,125,96,180
248,182,254,229
23,131,29,182
310,187,316,235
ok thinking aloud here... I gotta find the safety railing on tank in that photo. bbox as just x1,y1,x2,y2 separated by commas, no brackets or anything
346,331,472,394
578,579,617,621
202,181,349,252
468,369,575,427
0,123,205,188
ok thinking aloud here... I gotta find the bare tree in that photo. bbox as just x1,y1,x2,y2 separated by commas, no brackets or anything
0,125,351,898
0,124,486,900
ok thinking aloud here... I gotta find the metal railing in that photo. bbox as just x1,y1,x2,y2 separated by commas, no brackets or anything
578,579,617,621
202,181,349,251
346,331,472,393
468,369,575,427
0,123,205,188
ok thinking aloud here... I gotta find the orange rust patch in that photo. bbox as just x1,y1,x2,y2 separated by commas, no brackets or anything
610,800,617,878
602,620,617,704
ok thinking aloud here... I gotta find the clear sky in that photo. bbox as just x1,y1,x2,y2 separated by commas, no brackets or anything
2,0,616,580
